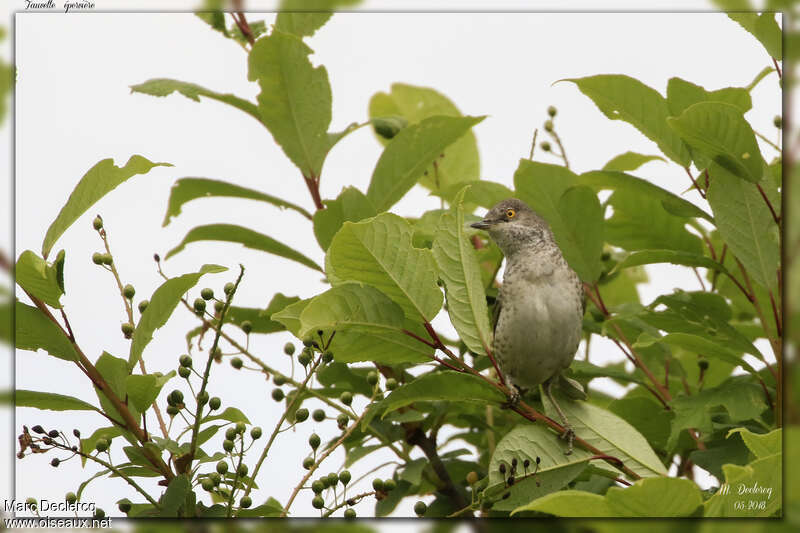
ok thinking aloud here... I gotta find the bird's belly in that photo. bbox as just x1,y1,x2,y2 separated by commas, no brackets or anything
494,282,582,390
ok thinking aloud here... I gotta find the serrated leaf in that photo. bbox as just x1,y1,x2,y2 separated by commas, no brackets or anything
16,390,99,412
162,177,311,226
605,477,703,517
513,490,614,517
488,424,592,512
41,156,172,258
131,79,262,124
558,186,604,282
706,165,779,290
270,298,311,337
298,283,404,338
368,83,481,197
433,180,514,209
274,0,361,37
579,170,713,222
666,77,752,117
95,352,133,423
327,319,434,365
201,406,250,425
668,102,765,183
313,187,377,251
611,250,729,276
126,371,174,413
160,474,191,517
634,332,761,376
366,115,485,211
236,496,285,518
327,213,443,321
219,293,300,335
726,11,782,60
602,152,666,172
15,302,79,362
248,30,332,178
129,264,227,368
542,391,667,479
704,452,780,516
165,224,322,272
727,427,781,459
15,250,64,309
562,75,691,166
432,187,492,354
80,427,125,466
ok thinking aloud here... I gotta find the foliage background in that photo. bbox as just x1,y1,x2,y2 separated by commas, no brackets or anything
1,0,794,526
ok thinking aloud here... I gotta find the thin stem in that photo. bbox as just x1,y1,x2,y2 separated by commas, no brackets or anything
755,129,781,152
303,174,325,211
735,258,781,367
321,490,376,517
683,167,706,199
772,57,782,79
768,289,782,338
528,128,538,160
692,267,707,291
549,129,569,168
756,182,781,225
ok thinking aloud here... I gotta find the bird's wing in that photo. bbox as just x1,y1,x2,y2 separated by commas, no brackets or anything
492,290,502,337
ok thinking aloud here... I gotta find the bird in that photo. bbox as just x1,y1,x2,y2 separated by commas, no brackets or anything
470,198,586,453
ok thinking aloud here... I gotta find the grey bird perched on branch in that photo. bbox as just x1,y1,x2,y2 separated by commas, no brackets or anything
471,198,586,454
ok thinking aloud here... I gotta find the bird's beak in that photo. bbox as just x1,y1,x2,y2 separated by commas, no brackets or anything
470,219,492,230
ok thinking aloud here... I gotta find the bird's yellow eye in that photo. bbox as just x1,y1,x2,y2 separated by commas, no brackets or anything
506,208,516,219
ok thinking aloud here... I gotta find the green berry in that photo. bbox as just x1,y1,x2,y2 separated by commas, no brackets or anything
383,478,396,491
273,374,287,386
214,300,224,313
312,409,326,422
312,480,324,493
200,287,214,300
283,343,296,356
272,388,285,402
92,252,104,265
466,471,479,485
372,478,384,491
236,422,246,434
166,405,179,416
197,391,209,405
303,456,314,470
118,500,132,513
298,350,312,367
344,508,356,519
547,105,557,117
328,473,339,486
121,322,134,337
209,397,221,410
25,498,37,510
51,458,60,467
372,115,408,139
169,389,184,405
339,391,353,406
250,426,262,440
216,461,228,474
322,350,334,363
94,508,105,519
540,141,552,152
774,115,782,129
138,300,149,313
226,427,238,441
231,357,243,370
93,216,103,230
366,371,379,386
544,119,554,132
179,354,192,368
312,495,324,509
339,470,351,486
321,475,333,489
95,439,109,452
123,284,135,299
237,463,248,476
224,282,235,295
178,366,191,379
414,501,427,516
223,439,235,452
337,413,349,429
101,253,113,265
193,298,206,314
239,496,252,509
385,378,398,390
210,472,221,485
201,478,214,491
303,339,314,347
66,492,77,504
309,433,321,450
294,408,309,423
237,321,251,336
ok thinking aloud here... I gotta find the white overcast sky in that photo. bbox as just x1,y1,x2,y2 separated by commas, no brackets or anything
2,0,783,521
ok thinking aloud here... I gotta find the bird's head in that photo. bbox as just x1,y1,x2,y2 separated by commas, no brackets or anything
470,198,553,256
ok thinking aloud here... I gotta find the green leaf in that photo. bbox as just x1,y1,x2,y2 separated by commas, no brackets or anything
94,352,132,423
578,170,713,222
727,427,781,459
236,496,285,518
602,152,666,172
611,250,729,276
368,83,481,197
129,264,227,368
704,452,780,516
327,320,434,365
706,166,779,289
433,180,514,209
15,250,64,309
80,427,125,466
194,0,229,37
41,155,172,258
201,406,250,425
275,12,333,38
165,224,322,272
248,30,332,178
666,77,752,117
432,187,492,355
726,11,782,60
513,490,614,517
557,186,604,282
542,391,668,479
604,188,704,254
270,298,310,337
562,75,691,166
327,213,443,321
162,177,311,226
225,293,301,335
366,115,485,211
313,187,377,251
126,371,174,413
606,477,703,517
228,20,268,45
130,79,262,124
15,302,79,362
668,102,765,183
160,474,191,517
608,395,672,452
488,423,592,513
634,332,761,376
16,390,98,412
375,371,505,420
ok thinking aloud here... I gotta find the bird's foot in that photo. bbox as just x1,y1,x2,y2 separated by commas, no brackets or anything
501,385,523,409
559,426,575,455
